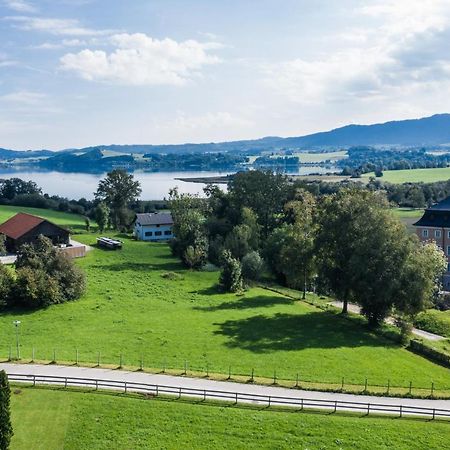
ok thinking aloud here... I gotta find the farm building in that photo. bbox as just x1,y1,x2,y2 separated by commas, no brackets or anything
0,212,70,253
134,212,174,241
414,196,450,289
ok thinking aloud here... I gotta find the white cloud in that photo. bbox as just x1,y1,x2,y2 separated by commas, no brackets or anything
33,39,88,50
3,0,37,13
60,33,221,86
6,15,113,36
263,0,450,110
0,90,47,104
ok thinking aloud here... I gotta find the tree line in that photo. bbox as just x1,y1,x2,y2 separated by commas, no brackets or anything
169,171,446,329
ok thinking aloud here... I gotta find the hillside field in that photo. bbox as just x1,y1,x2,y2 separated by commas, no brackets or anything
363,167,450,183
0,205,449,393
9,387,450,450
0,205,90,232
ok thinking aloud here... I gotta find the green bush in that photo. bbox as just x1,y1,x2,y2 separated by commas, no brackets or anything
414,310,450,338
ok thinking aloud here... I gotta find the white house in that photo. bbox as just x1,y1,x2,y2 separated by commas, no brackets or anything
134,212,174,241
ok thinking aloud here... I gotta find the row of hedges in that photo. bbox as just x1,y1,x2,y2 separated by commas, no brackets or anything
414,310,450,339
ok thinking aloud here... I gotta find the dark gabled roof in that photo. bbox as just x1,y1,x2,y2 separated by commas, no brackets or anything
135,212,173,226
414,196,450,227
0,212,68,240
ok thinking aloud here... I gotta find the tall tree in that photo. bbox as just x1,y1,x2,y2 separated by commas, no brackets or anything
94,202,110,233
95,170,141,229
316,189,388,314
228,171,289,236
0,370,13,450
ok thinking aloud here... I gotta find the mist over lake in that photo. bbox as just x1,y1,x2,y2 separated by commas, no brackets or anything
0,167,335,200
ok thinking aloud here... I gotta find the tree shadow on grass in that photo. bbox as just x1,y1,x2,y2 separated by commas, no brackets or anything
194,295,294,312
214,312,389,353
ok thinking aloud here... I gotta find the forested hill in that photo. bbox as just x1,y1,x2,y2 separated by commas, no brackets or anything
3,114,450,155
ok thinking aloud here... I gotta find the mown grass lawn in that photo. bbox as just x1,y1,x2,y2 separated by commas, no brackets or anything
391,208,424,232
10,387,450,450
0,205,90,233
1,227,450,390
363,167,450,184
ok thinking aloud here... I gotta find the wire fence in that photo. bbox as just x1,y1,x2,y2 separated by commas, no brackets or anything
7,373,450,420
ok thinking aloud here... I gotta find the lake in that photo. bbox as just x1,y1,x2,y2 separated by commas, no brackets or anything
0,166,336,200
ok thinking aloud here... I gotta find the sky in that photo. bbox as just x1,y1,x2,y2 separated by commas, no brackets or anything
1,0,450,150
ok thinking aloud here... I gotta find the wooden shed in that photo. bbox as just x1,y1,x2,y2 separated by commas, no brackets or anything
0,212,70,253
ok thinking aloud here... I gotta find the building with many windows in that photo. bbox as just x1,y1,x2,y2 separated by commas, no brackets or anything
414,197,450,289
133,212,174,242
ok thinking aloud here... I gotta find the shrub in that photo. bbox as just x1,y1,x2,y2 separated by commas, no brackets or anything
241,251,265,281
414,310,450,338
0,370,13,449
219,250,243,293
0,265,14,308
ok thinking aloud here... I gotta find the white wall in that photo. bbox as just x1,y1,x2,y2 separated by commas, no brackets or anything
135,223,173,241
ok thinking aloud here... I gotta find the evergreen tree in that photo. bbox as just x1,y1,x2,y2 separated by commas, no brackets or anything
219,250,243,292
0,370,13,450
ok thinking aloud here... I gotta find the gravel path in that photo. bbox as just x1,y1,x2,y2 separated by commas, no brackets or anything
1,363,449,417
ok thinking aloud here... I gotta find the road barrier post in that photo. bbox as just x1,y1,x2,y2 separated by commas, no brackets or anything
97,352,101,367
431,382,434,397
341,377,344,390
31,347,35,362
295,373,299,388
364,378,368,392
273,370,277,385
250,368,254,383
387,379,390,395
53,349,56,363
76,349,79,366
227,365,231,380
409,381,412,395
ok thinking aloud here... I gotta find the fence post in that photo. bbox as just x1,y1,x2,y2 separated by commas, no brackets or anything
250,368,254,383
76,349,79,366
364,378,368,392
53,349,56,363
367,403,370,415
334,400,337,413
183,360,187,375
178,387,182,399
33,375,36,387
409,381,412,396
295,373,299,388
206,363,209,378
387,379,390,395
431,382,434,397
399,404,402,418
156,385,159,396
140,356,143,371
8,345,11,361
268,396,271,407
203,390,206,401
341,377,344,390
95,379,98,390
301,398,303,410
31,347,35,362
97,352,101,367
227,365,231,380
119,354,123,369
433,408,436,420
64,377,67,388
273,370,277,385
124,382,127,394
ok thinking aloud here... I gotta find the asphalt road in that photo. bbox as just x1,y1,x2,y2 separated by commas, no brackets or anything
2,362,449,417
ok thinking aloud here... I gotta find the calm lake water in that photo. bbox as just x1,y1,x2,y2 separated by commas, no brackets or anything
0,166,336,200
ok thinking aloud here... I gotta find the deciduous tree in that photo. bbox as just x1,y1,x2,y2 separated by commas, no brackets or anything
0,370,13,450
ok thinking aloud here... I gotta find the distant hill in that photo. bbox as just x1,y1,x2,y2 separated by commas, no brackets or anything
3,114,450,155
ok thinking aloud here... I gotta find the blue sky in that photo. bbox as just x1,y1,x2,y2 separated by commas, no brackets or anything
1,0,450,149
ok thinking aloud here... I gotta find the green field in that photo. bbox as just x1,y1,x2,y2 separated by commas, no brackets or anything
1,205,450,391
364,167,450,184
0,205,89,232
391,208,423,232
9,387,450,449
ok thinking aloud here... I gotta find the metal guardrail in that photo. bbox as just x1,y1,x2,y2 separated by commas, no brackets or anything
7,373,450,420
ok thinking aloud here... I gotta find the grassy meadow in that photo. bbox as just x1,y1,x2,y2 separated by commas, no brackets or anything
10,387,450,450
0,205,89,233
0,204,449,391
363,167,450,184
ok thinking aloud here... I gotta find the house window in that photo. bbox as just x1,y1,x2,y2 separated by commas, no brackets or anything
447,230,450,239
145,231,153,237
447,245,450,256
164,230,172,236
448,263,450,272
422,229,428,237
435,230,442,238
155,231,162,236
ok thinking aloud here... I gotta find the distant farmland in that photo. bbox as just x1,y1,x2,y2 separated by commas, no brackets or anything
363,167,450,184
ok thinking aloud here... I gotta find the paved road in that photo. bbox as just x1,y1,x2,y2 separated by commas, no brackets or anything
2,363,450,417
331,301,446,341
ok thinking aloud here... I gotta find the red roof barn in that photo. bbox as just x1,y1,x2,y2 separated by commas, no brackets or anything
0,212,70,252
